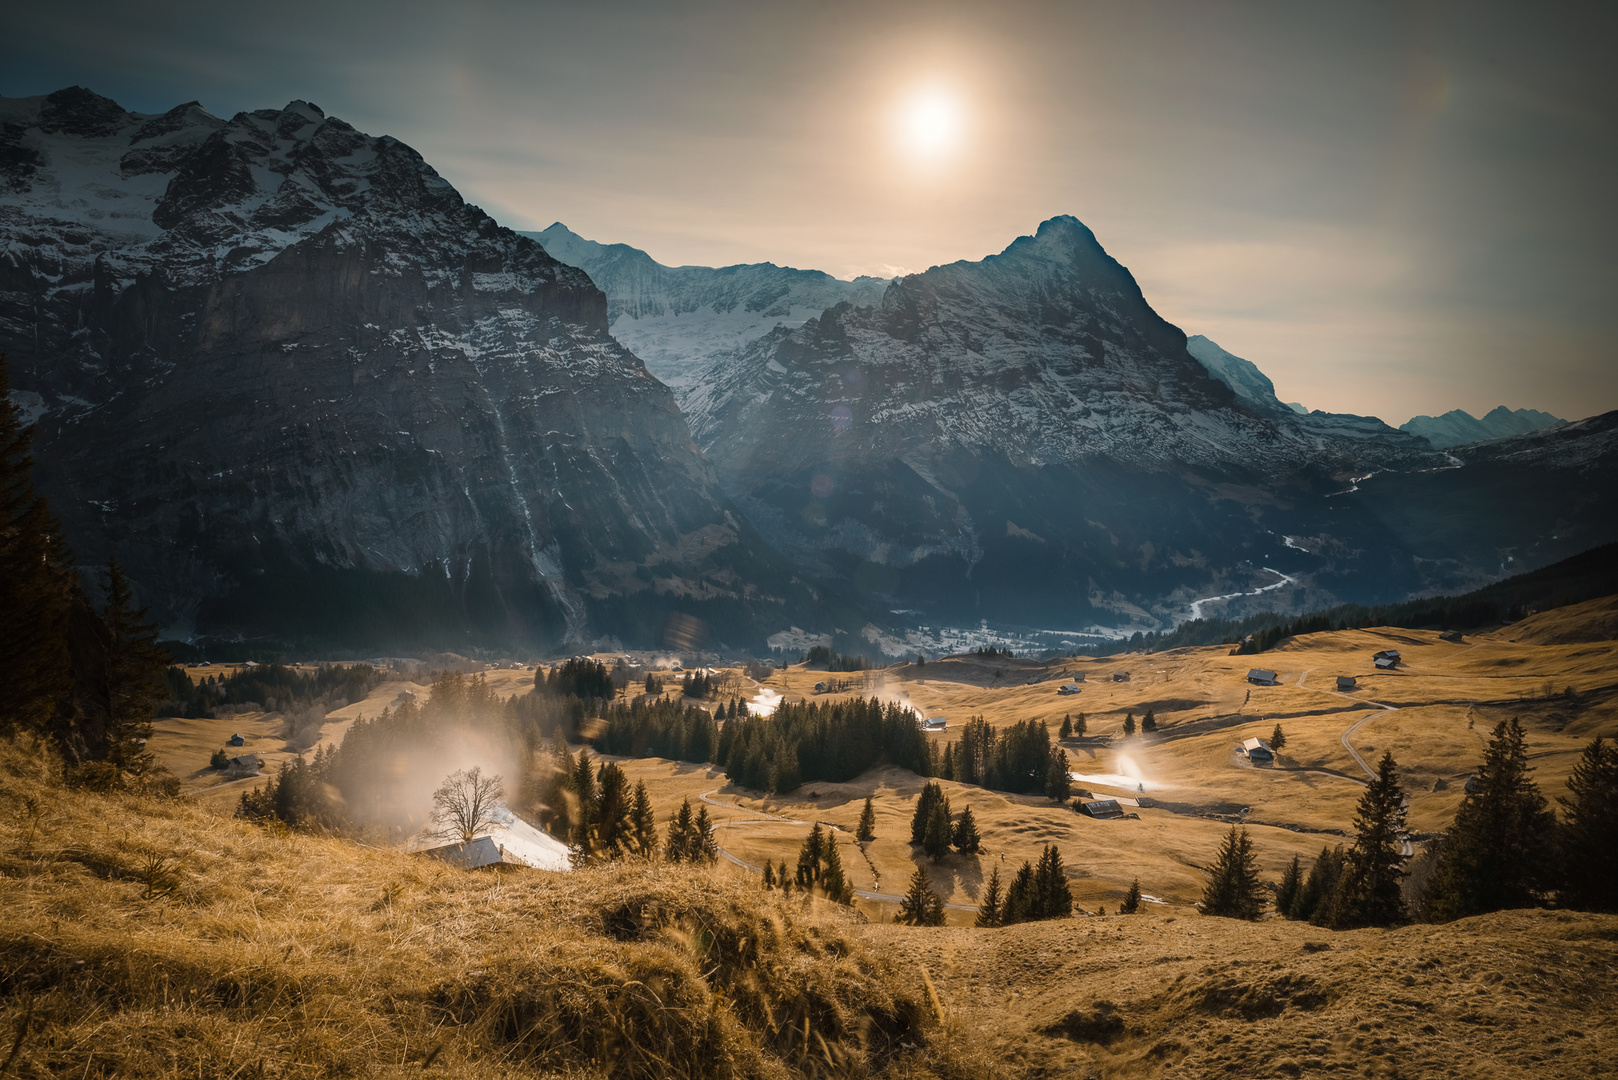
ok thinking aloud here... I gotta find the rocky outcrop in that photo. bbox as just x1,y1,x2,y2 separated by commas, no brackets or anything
0,88,801,650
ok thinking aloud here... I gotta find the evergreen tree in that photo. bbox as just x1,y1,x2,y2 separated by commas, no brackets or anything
1424,718,1555,921
941,742,957,781
763,861,776,888
1120,878,1142,914
693,804,718,863
1073,713,1087,738
0,353,81,749
665,798,697,862
1123,712,1135,737
911,781,944,844
100,557,168,772
1201,826,1262,919
593,762,634,859
1034,843,1074,918
1045,748,1071,802
1290,845,1345,922
1275,854,1304,917
1269,723,1287,752
1059,714,1073,740
644,673,659,696
572,750,599,852
923,794,954,861
1559,736,1618,912
821,835,854,904
975,867,1003,927
895,865,945,926
1141,710,1157,734
1001,861,1036,925
797,823,827,886
629,781,657,858
856,795,877,842
1322,751,1408,928
952,804,981,854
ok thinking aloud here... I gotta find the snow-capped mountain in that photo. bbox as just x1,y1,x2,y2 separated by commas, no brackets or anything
1400,406,1565,449
524,223,888,387
0,87,802,649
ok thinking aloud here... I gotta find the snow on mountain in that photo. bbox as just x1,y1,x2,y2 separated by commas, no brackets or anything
0,87,805,650
524,223,888,386
1400,406,1566,449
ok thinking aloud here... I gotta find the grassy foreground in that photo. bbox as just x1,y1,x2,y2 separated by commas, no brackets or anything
0,736,967,1080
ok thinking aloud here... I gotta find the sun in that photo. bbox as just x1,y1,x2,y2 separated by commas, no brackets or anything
895,84,964,160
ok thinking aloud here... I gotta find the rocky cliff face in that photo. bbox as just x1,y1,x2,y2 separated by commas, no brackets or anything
0,87,799,650
526,223,889,388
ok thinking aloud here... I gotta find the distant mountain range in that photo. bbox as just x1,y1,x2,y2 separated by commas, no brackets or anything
3,86,1613,655
1399,406,1566,448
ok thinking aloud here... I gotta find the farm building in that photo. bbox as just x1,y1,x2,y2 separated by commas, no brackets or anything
1241,737,1275,765
1112,671,1131,682
920,716,947,731
1076,799,1126,820
1246,668,1279,686
1057,683,1083,695
1336,676,1358,690
226,733,245,747
420,836,509,870
1440,630,1464,642
415,809,571,871
225,753,262,778
1071,672,1087,682
1374,655,1398,670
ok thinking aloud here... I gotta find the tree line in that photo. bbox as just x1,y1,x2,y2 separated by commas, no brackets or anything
0,355,171,787
1199,719,1618,924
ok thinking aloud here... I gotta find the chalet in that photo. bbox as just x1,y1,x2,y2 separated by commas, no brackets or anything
226,733,245,747
1440,630,1464,643
1374,655,1398,670
1076,799,1126,820
1057,683,1083,696
920,716,947,731
1112,671,1131,682
1336,676,1357,691
1241,737,1274,764
1373,649,1401,664
1071,672,1087,682
813,681,828,694
225,753,263,778
1246,668,1279,686
419,836,509,870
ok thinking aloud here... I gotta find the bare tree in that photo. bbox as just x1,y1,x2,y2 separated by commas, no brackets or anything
430,767,506,843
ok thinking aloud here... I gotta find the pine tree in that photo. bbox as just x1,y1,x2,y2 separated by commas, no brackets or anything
665,798,696,862
1322,751,1408,928
1073,713,1087,737
1120,878,1142,914
629,781,657,858
911,781,943,844
1059,714,1073,740
1201,826,1262,919
976,867,1003,927
1001,861,1036,925
693,804,718,863
100,557,168,772
797,823,827,885
923,795,954,861
1045,748,1071,802
1275,854,1303,916
572,750,599,852
1269,723,1287,752
763,861,776,888
0,352,80,748
821,835,854,904
1034,843,1074,918
895,865,945,926
1141,710,1157,733
645,673,658,696
856,795,877,842
593,762,634,859
1123,712,1135,737
1425,717,1555,921
1559,736,1618,912
941,742,957,781
952,804,981,854
1290,845,1345,922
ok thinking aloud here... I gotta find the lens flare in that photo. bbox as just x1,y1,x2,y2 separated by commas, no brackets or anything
896,84,964,159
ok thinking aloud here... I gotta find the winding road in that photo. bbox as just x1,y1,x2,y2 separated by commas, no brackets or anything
1295,667,1414,856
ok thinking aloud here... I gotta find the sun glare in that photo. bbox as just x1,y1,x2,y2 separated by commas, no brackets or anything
896,84,964,160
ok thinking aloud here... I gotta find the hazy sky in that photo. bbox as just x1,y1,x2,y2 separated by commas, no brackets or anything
7,0,1615,423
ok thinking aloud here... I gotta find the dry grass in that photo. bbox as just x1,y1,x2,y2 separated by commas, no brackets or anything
0,736,954,1080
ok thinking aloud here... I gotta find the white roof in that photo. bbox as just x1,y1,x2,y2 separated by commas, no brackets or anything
1242,737,1273,753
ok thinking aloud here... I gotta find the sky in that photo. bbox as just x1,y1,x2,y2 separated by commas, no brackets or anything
6,0,1616,424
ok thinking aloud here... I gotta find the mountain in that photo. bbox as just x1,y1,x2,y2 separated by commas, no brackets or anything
673,216,1618,636
1400,405,1565,449
524,223,888,387
0,87,804,651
